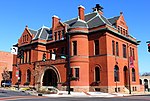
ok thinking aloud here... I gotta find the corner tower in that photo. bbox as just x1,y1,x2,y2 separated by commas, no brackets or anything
67,5,90,92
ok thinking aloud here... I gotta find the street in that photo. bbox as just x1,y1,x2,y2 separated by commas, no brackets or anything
0,89,150,101
1,96,150,101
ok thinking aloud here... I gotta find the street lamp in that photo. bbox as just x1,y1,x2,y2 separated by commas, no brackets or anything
67,33,71,95
127,40,140,94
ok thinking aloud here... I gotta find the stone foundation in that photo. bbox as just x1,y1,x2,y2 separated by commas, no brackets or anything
42,85,141,93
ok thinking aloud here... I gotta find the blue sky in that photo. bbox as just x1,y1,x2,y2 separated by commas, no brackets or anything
0,0,150,73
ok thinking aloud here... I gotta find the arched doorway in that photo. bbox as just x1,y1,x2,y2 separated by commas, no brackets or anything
144,79,148,91
124,66,128,87
42,69,58,87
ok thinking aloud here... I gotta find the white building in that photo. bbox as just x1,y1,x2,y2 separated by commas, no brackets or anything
140,76,150,91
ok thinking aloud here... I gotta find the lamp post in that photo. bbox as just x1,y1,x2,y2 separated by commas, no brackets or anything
67,33,71,95
127,41,140,94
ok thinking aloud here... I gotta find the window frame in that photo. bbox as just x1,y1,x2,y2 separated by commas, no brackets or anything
72,41,77,56
94,40,99,55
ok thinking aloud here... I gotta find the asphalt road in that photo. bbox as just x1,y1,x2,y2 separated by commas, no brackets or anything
1,96,149,101
0,88,150,101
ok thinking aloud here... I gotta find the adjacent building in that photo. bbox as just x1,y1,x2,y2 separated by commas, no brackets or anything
140,76,150,91
0,51,13,86
12,4,141,93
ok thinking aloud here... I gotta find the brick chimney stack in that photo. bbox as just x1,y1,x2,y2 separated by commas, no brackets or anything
78,5,85,20
52,15,60,30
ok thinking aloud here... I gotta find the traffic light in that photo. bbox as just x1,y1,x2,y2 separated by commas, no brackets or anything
148,44,150,52
42,53,46,62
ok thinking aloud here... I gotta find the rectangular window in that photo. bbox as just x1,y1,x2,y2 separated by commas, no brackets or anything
61,47,65,55
25,51,27,63
29,50,31,63
53,49,57,58
49,50,52,59
26,51,29,63
72,41,77,56
116,42,119,56
123,44,127,58
21,51,24,64
58,31,61,40
75,68,79,78
112,40,115,55
130,47,132,57
62,30,65,40
133,48,135,60
94,40,99,55
54,32,57,41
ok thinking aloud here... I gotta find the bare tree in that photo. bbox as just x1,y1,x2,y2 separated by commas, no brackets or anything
1,67,10,80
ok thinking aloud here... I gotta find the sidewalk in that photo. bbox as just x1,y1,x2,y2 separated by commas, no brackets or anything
30,91,150,98
1,87,150,98
31,91,131,98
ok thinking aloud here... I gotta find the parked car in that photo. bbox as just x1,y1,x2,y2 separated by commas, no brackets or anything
1,80,11,87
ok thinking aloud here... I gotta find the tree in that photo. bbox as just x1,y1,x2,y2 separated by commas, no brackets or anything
1,67,10,80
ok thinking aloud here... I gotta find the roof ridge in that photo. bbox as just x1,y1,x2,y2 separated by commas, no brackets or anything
97,13,106,24
100,14,112,25
64,12,97,23
86,13,98,23
32,27,43,40
38,26,45,39
42,25,50,29
28,28,37,32
108,16,120,20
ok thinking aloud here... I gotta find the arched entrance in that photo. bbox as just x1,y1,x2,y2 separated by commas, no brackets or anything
42,69,58,87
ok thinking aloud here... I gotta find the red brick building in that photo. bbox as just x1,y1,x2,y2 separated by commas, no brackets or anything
0,51,13,86
12,4,140,93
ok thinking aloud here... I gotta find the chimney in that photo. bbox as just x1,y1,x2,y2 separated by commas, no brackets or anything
52,15,60,30
78,5,85,20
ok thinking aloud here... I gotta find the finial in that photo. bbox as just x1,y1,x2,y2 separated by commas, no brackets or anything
93,4,103,12
120,12,123,15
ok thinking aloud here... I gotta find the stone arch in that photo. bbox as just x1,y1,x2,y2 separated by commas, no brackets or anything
40,65,61,87
114,65,119,82
94,64,102,82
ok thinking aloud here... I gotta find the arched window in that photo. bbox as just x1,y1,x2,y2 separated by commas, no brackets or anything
144,79,148,91
114,65,119,82
132,68,136,81
95,67,100,82
27,69,31,82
